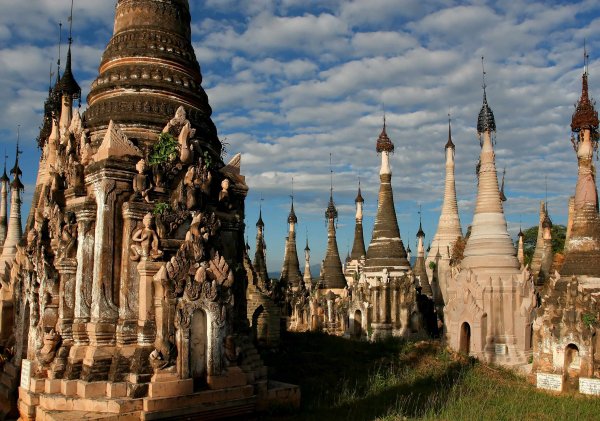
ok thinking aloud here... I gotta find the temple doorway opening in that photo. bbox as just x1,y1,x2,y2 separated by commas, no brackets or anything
354,310,362,338
190,309,208,391
565,343,581,378
459,322,471,354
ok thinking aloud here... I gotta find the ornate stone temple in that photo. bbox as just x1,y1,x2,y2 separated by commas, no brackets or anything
532,57,600,392
0,1,298,419
425,118,463,306
355,122,421,340
444,75,535,366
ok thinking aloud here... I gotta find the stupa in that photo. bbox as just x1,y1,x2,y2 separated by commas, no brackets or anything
444,64,535,366
0,1,298,419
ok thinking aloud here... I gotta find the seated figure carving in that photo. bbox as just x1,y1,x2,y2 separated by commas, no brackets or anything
130,213,164,261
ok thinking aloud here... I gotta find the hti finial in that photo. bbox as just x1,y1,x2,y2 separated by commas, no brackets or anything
545,174,548,209
68,0,75,45
383,102,386,130
481,56,487,92
291,176,294,203
584,39,589,75
48,62,54,90
57,22,63,77
329,153,333,197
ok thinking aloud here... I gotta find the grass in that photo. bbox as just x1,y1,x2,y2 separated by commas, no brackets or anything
261,332,600,421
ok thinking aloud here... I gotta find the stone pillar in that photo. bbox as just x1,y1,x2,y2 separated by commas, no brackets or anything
373,287,381,323
51,258,77,379
382,281,390,324
391,288,398,327
65,203,95,380
117,202,153,346
82,161,134,381
138,261,163,345
153,270,176,372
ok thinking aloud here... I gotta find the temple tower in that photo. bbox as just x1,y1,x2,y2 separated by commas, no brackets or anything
320,188,346,290
517,227,525,269
85,0,219,154
280,198,302,290
303,237,313,290
530,202,553,286
460,88,520,272
425,118,462,302
345,183,366,285
444,66,534,366
560,60,600,276
364,121,410,273
363,121,417,340
0,161,9,249
414,219,432,297
12,2,296,419
533,51,600,385
0,145,23,281
530,202,547,274
253,206,269,288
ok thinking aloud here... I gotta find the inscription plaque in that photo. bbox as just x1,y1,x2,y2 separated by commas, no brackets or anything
579,377,600,395
536,372,563,392
495,344,507,355
20,359,31,390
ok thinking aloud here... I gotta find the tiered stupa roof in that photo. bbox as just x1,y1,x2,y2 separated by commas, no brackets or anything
85,0,220,154
364,121,410,273
461,86,520,274
321,189,346,289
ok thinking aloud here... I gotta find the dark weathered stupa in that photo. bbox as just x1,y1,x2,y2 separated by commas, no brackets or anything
0,1,298,419
85,0,220,154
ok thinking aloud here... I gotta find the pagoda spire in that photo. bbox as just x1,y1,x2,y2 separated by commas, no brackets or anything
530,201,548,279
0,151,8,248
561,45,600,276
461,62,520,272
303,234,313,289
427,115,463,279
364,118,410,273
414,208,432,297
517,225,525,270
0,137,23,281
350,179,367,260
280,182,302,289
253,202,269,287
321,157,346,289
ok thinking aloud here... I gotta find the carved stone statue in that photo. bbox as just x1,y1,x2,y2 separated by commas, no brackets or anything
130,213,163,261
218,178,233,210
224,335,241,367
183,165,198,209
58,213,77,260
133,158,153,203
178,122,195,165
66,154,84,191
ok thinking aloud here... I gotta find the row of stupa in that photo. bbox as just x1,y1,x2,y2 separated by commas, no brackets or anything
249,61,538,360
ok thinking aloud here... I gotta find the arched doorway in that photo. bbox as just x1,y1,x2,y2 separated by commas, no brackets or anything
459,322,471,354
354,310,362,338
565,343,581,377
190,310,207,390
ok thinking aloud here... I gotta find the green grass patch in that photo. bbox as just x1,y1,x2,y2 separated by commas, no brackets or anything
262,332,600,421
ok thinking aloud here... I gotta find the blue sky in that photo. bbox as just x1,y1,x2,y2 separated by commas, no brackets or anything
0,0,599,274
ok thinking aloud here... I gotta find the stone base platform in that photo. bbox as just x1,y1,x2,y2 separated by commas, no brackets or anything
19,380,300,420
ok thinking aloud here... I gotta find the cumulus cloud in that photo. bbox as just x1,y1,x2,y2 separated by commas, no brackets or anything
1,0,599,271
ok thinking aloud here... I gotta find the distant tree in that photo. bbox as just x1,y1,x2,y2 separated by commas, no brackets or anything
520,224,567,266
